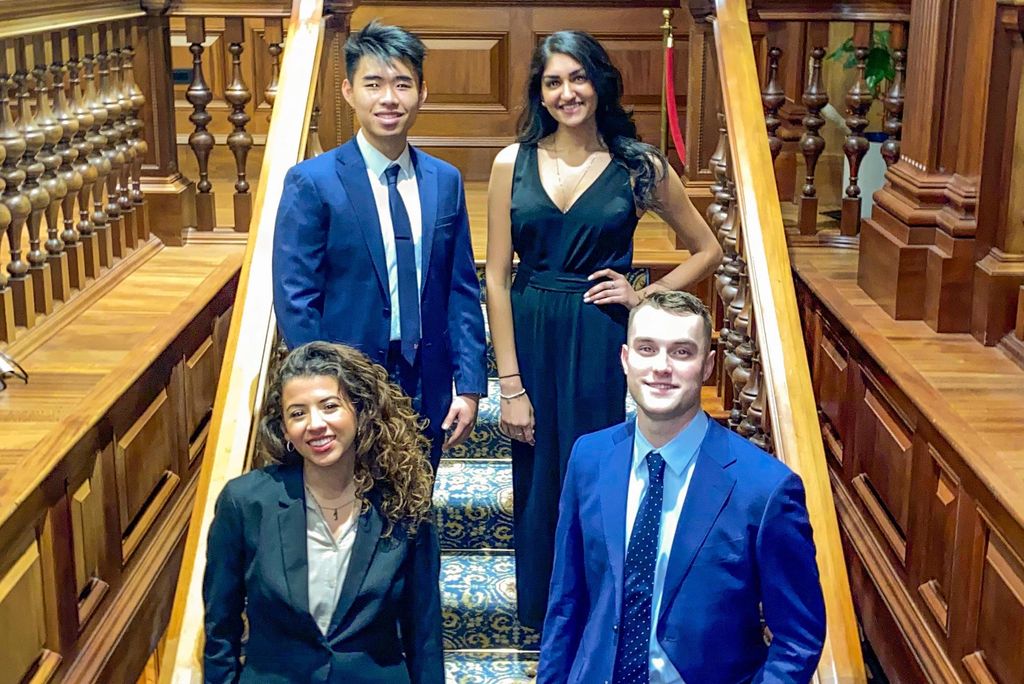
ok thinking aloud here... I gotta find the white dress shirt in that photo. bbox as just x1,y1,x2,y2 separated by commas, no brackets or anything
354,129,423,341
625,411,710,684
305,493,358,636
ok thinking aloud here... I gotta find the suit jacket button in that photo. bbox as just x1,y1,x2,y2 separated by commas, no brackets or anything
613,624,618,632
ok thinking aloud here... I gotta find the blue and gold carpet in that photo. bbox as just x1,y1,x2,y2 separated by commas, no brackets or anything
436,268,649,682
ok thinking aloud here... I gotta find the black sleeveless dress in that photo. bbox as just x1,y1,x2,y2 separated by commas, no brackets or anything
509,144,640,628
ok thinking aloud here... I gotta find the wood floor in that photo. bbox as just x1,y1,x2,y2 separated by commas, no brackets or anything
0,242,243,494
791,246,1024,503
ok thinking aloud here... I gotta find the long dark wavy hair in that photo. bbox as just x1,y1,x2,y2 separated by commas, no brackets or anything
517,30,668,212
258,342,433,537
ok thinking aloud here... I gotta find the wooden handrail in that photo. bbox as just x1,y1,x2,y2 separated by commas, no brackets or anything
159,0,325,680
711,2,867,682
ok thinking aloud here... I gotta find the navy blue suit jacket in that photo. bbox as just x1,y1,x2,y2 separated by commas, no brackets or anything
203,465,444,684
272,139,487,428
538,418,826,684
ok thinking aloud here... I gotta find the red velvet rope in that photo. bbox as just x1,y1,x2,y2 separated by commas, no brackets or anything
665,46,686,165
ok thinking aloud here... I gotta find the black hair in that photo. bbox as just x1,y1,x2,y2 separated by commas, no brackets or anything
516,30,668,212
344,19,427,87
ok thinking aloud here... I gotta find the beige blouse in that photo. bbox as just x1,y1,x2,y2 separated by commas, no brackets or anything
304,494,358,636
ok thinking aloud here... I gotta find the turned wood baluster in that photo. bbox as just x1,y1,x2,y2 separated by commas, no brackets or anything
0,43,35,329
882,25,907,169
111,24,134,252
125,22,148,241
225,17,254,231
737,356,761,441
707,114,729,235
762,47,785,164
0,141,13,341
51,32,85,292
98,25,126,259
33,35,69,304
841,24,874,237
83,26,113,269
798,45,828,235
725,262,750,430
748,356,772,454
69,28,100,279
264,18,284,111
15,38,49,318
186,17,216,231
307,105,325,158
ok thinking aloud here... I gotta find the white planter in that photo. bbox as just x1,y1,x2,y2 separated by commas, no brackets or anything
842,133,888,219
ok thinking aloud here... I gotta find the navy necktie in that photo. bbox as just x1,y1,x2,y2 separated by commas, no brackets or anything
384,164,420,365
614,451,666,684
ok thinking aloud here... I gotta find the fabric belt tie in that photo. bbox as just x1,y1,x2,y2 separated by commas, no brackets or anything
514,265,593,293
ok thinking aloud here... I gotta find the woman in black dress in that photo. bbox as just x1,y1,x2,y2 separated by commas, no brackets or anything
485,30,722,629
203,342,443,683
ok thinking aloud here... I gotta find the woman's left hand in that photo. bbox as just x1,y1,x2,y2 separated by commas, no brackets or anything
583,268,642,309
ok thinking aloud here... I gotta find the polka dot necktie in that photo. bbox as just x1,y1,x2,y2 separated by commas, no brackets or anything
613,451,665,684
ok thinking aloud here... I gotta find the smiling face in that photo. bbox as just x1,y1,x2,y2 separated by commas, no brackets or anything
281,375,358,472
621,306,715,425
540,52,598,129
342,55,426,156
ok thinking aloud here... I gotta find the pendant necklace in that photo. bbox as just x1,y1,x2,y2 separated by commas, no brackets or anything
553,147,598,211
306,486,357,521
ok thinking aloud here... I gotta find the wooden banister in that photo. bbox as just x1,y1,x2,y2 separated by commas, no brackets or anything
710,1,866,682
159,0,325,680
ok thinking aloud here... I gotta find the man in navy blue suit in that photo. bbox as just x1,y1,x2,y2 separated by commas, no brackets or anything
272,21,486,471
538,291,826,683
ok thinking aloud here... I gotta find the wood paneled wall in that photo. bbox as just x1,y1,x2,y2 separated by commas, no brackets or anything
797,278,1024,684
171,2,693,181
0,279,236,684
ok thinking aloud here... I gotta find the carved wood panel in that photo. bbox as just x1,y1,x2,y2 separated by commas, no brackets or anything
184,335,217,463
911,443,961,638
965,527,1024,684
0,537,58,684
812,313,851,466
853,374,914,564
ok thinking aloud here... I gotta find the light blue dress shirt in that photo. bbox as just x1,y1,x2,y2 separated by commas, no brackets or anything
354,130,423,341
625,411,710,684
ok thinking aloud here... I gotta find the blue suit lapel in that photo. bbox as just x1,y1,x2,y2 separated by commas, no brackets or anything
600,421,635,620
328,496,383,634
411,147,437,296
657,420,736,627
277,466,311,617
335,140,388,298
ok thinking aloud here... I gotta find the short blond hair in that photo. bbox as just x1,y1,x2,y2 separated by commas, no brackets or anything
628,290,713,350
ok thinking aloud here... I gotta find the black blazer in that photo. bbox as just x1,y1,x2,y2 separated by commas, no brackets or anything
202,464,444,684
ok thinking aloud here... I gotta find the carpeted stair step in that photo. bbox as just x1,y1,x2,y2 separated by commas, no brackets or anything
444,650,538,684
441,552,540,651
435,459,514,551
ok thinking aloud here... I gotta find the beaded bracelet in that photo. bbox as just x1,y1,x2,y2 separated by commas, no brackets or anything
499,388,527,401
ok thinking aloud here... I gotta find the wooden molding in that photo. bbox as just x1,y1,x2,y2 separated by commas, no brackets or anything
711,2,865,680
0,2,143,39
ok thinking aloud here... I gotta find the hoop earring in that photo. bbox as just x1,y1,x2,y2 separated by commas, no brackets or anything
286,441,295,453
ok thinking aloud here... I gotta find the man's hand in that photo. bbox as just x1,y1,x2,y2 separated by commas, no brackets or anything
442,394,480,449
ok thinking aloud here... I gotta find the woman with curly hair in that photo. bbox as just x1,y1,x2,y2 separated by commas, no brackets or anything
485,30,722,629
202,342,443,684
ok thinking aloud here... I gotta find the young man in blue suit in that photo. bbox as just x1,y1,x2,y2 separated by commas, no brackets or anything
538,291,826,683
272,21,487,472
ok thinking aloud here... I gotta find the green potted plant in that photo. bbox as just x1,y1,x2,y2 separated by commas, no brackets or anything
827,30,897,218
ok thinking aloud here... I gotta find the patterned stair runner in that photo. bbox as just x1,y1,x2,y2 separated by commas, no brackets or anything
437,270,653,682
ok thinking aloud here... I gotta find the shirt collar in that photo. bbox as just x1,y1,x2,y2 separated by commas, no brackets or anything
356,129,413,182
632,411,709,477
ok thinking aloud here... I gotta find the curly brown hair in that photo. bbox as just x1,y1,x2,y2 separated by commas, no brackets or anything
258,341,434,537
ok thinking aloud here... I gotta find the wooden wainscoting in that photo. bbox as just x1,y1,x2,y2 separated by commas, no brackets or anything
0,245,240,684
793,245,1024,684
